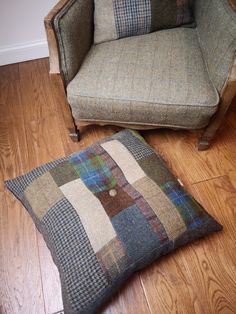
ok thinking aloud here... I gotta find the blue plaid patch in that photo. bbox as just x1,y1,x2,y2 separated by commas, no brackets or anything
69,148,116,193
161,181,206,230
113,0,151,38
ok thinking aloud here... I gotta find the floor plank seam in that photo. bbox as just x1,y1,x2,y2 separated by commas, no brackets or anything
36,231,47,314
191,174,227,186
139,276,153,314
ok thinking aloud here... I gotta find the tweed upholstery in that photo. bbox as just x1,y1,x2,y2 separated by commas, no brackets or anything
5,130,222,314
195,0,236,92
94,0,194,44
67,29,219,129
53,0,94,85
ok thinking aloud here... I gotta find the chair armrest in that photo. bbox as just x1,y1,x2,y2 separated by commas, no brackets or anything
195,0,236,93
44,0,94,85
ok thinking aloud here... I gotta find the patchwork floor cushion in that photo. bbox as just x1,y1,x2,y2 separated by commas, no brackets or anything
94,0,195,44
5,129,222,314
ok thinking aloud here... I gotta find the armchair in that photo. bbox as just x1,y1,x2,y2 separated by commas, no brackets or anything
45,0,236,150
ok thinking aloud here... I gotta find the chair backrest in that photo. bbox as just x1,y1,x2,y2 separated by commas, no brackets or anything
195,0,236,92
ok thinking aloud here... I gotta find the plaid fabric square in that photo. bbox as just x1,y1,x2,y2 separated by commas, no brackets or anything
42,198,108,311
113,0,152,39
69,148,116,193
114,130,155,161
96,238,129,282
161,181,206,230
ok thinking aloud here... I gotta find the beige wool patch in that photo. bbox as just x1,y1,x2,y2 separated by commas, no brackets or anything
133,176,187,240
24,172,64,219
101,140,146,184
60,178,117,253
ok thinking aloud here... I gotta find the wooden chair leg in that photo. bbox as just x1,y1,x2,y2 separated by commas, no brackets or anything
69,126,81,142
198,135,212,151
197,79,236,151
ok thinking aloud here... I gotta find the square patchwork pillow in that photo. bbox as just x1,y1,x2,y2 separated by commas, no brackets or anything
5,129,222,314
94,0,195,44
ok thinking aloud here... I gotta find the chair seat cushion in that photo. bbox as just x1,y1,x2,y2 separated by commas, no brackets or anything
67,28,219,129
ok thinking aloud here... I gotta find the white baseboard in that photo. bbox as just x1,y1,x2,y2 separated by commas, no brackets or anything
0,40,49,66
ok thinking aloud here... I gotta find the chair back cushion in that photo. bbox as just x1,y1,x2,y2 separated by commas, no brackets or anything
94,0,195,44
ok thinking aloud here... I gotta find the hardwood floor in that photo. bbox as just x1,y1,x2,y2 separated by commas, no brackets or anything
0,58,236,314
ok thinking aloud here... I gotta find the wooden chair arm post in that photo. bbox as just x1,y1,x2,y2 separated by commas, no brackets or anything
198,55,236,150
44,0,71,74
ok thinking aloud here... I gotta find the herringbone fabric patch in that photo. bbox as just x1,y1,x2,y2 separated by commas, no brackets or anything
115,130,154,161
43,198,108,311
5,129,222,314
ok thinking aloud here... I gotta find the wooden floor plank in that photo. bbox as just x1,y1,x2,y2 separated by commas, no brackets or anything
37,233,63,314
0,63,20,84
0,118,30,195
20,74,57,124
0,191,46,314
19,58,49,81
101,275,151,314
0,80,23,121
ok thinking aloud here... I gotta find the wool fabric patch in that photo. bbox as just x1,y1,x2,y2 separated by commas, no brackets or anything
5,129,222,314
94,0,195,44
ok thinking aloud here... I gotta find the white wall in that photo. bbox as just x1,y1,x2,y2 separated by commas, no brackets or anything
0,0,58,66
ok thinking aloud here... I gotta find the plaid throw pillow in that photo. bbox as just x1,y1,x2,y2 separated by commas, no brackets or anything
94,0,195,44
5,130,222,314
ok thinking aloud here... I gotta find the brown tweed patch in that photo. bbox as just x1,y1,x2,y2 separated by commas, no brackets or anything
96,238,129,281
151,0,178,31
138,154,175,186
133,176,186,240
24,172,64,219
95,186,134,218
49,161,79,187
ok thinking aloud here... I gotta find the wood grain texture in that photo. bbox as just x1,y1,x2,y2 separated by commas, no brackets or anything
1,58,236,314
37,233,63,314
1,192,45,314
101,275,151,314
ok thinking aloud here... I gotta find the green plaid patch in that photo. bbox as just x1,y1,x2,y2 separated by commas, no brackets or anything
69,148,116,193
